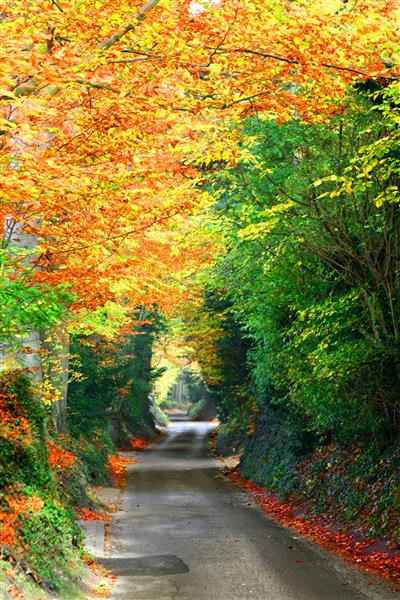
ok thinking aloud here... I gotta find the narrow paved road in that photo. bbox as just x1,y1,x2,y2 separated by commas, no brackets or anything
102,419,396,600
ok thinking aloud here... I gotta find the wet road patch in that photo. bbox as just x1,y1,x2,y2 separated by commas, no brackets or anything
98,554,189,576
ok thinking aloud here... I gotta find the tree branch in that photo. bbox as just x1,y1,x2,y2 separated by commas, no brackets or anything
96,0,161,51
72,79,120,93
207,47,398,81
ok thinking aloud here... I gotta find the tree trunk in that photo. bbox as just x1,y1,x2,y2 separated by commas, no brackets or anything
41,327,70,433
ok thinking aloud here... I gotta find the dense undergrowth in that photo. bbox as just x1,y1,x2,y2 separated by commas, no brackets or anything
0,372,86,597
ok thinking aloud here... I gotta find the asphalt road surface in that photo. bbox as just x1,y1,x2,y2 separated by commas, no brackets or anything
103,418,397,600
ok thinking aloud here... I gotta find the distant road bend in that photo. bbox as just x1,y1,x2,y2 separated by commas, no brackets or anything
101,418,396,600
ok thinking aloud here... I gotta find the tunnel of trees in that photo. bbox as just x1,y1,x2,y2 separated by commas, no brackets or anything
0,0,400,596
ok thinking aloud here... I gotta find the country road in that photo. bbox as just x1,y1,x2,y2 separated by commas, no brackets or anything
100,419,396,600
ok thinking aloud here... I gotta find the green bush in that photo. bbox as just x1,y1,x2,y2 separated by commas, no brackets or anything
17,492,82,586
240,404,308,497
0,372,50,491
152,404,169,427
